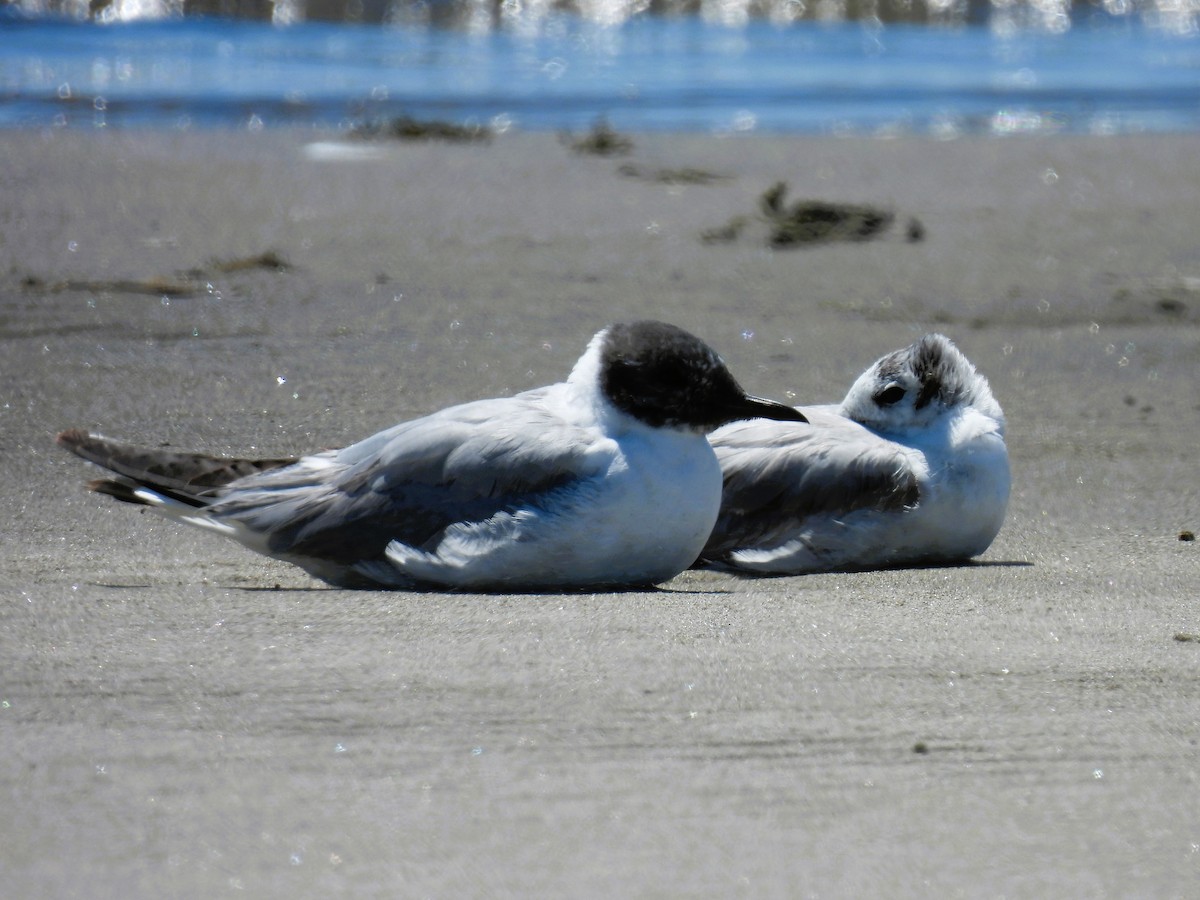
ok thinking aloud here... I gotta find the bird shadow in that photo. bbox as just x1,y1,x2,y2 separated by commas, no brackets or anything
705,558,1034,581
234,581,740,597
81,559,1032,596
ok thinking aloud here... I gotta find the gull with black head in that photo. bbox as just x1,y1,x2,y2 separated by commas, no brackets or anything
699,333,1009,574
58,320,805,591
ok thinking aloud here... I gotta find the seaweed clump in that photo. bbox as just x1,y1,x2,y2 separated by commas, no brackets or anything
759,182,894,247
350,116,493,143
567,119,633,156
703,181,925,249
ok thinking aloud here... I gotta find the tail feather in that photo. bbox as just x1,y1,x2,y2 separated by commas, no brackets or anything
57,428,298,507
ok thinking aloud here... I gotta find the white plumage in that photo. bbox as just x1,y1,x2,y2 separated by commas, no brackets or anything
701,333,1010,574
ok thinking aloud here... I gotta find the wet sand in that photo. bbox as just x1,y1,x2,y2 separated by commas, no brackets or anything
3,129,1199,897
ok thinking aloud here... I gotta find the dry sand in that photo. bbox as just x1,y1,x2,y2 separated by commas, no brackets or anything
2,129,1199,897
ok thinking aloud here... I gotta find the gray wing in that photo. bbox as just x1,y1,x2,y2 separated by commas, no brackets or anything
211,390,607,565
702,409,920,560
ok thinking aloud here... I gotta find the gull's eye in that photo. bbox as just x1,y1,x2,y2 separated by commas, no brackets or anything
873,384,906,406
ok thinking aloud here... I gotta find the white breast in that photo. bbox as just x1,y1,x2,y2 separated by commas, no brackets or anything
913,414,1010,560
843,411,1010,568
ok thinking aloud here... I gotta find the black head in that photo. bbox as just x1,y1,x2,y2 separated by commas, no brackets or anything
598,321,806,433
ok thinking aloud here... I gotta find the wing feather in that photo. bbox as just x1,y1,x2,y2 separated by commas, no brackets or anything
703,410,920,560
56,428,297,507
209,393,608,565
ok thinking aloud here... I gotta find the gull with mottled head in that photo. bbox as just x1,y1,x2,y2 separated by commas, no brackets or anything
58,320,805,591
699,333,1009,573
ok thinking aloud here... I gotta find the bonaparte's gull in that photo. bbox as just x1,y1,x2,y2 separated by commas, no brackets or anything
699,333,1009,573
58,320,805,591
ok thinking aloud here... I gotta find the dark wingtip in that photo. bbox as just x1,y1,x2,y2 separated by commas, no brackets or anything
56,428,90,449
56,428,117,468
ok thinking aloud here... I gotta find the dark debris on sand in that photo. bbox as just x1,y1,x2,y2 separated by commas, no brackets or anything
703,180,925,249
19,250,293,300
349,116,494,143
207,250,292,273
565,119,634,156
760,182,895,246
22,275,202,297
618,163,732,185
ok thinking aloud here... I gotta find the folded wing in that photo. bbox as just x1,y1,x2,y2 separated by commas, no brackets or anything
702,413,920,563
205,393,609,567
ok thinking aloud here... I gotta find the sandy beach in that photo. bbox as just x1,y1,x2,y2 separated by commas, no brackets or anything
3,128,1199,897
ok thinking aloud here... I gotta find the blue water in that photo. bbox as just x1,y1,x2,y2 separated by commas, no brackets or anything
2,9,1198,134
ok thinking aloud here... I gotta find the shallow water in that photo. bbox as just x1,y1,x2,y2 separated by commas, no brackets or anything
2,5,1198,133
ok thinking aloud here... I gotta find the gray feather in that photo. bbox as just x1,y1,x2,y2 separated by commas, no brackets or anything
702,410,920,561
202,395,606,565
